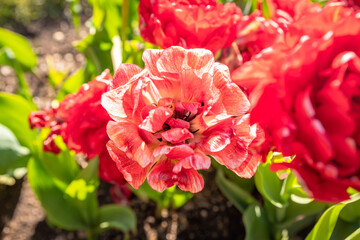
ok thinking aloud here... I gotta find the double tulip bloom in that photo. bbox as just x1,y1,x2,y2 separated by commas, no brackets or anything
102,47,260,193
139,0,242,54
234,2,360,202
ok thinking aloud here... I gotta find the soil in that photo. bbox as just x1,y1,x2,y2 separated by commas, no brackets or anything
0,14,245,240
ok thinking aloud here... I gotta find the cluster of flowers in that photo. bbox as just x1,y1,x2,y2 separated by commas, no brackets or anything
30,0,360,203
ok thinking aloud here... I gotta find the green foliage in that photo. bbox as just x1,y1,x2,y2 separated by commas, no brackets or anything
255,162,285,208
132,180,193,210
0,27,37,70
0,124,30,175
0,28,37,101
216,170,257,212
0,93,36,150
306,203,346,240
243,203,271,240
98,204,137,232
0,0,65,27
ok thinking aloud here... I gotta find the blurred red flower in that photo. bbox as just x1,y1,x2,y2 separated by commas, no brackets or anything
102,46,260,193
261,0,321,20
29,70,125,185
233,3,360,202
138,0,242,54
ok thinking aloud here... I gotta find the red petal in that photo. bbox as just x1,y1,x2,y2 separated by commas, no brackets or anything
161,128,194,144
174,102,201,114
157,46,186,79
98,148,125,185
112,63,143,89
107,121,156,167
143,49,163,79
166,118,190,129
213,63,250,115
173,151,211,173
201,116,256,169
232,153,261,178
107,140,151,189
147,159,204,193
139,106,173,132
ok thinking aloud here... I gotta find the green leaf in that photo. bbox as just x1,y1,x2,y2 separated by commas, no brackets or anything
255,163,285,208
0,124,30,174
0,93,36,150
35,135,80,186
75,29,113,74
243,203,271,240
306,203,346,240
330,219,360,240
261,0,271,18
0,27,37,69
98,204,136,232
340,197,360,222
27,157,87,230
64,158,99,226
56,68,85,100
132,180,192,209
171,188,193,209
216,170,257,213
345,227,360,240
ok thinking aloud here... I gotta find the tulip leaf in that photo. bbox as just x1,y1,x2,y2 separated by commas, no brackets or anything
98,204,136,233
330,219,360,240
56,67,85,100
0,93,36,150
255,163,285,208
64,158,99,226
35,134,80,186
27,157,87,230
243,203,270,240
132,181,192,209
0,124,30,174
339,197,360,222
0,27,37,69
345,227,360,240
306,203,346,240
216,170,257,213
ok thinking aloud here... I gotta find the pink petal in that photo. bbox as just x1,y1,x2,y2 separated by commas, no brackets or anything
107,140,152,189
161,128,194,144
139,106,173,133
213,63,250,115
166,118,190,129
173,151,211,173
232,153,261,178
101,84,132,121
201,116,256,169
112,63,143,89
156,46,186,79
147,159,204,193
174,102,201,114
98,148,125,185
153,144,194,159
185,49,214,77
107,121,155,167
143,49,163,79
180,69,213,103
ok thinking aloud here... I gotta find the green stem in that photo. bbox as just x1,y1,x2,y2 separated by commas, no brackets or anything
120,0,129,42
12,61,33,103
86,228,99,240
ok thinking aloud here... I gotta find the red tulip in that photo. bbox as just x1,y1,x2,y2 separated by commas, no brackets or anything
138,0,242,54
234,3,360,202
29,70,125,185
